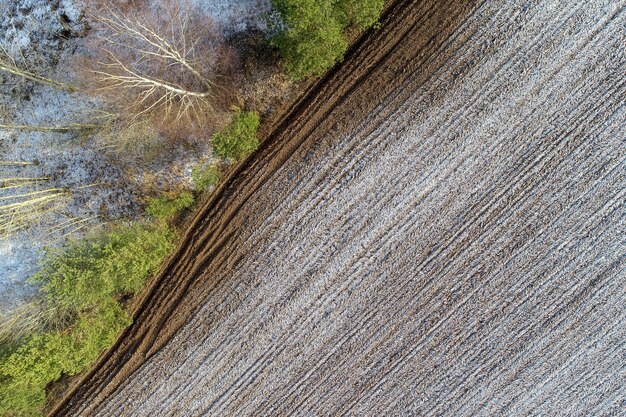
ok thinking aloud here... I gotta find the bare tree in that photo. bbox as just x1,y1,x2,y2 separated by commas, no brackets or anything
0,182,70,239
0,123,102,132
0,46,77,92
86,3,231,128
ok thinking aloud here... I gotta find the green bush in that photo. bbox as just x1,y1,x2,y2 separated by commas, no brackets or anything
270,0,383,79
0,223,176,416
32,223,177,310
212,111,260,161
0,300,130,417
335,0,385,28
191,163,220,192
146,191,195,220
271,0,347,79
0,300,130,415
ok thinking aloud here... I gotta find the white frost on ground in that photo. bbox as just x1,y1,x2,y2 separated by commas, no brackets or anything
0,0,270,316
190,0,271,33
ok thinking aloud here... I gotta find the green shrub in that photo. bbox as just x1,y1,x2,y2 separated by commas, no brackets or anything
0,223,176,416
146,191,195,220
212,111,260,161
191,163,220,192
32,223,177,310
270,0,383,79
0,300,130,417
271,0,347,79
335,0,384,28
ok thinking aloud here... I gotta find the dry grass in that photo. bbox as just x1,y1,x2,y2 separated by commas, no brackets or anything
94,119,165,163
0,123,102,132
0,300,75,345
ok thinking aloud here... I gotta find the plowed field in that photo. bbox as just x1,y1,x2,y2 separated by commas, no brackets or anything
53,0,626,415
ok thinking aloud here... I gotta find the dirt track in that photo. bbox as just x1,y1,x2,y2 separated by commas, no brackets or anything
53,0,626,415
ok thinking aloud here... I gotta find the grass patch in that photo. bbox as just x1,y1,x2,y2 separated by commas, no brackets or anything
212,111,260,162
146,191,195,221
0,222,176,416
191,163,221,192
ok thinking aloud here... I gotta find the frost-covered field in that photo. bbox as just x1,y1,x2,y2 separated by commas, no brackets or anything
0,0,270,315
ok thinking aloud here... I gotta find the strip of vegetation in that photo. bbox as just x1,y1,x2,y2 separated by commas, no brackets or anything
0,223,176,416
270,0,384,79
0,106,261,416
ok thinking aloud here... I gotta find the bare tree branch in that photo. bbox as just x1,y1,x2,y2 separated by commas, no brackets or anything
0,46,78,92
89,4,222,126
0,123,102,132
